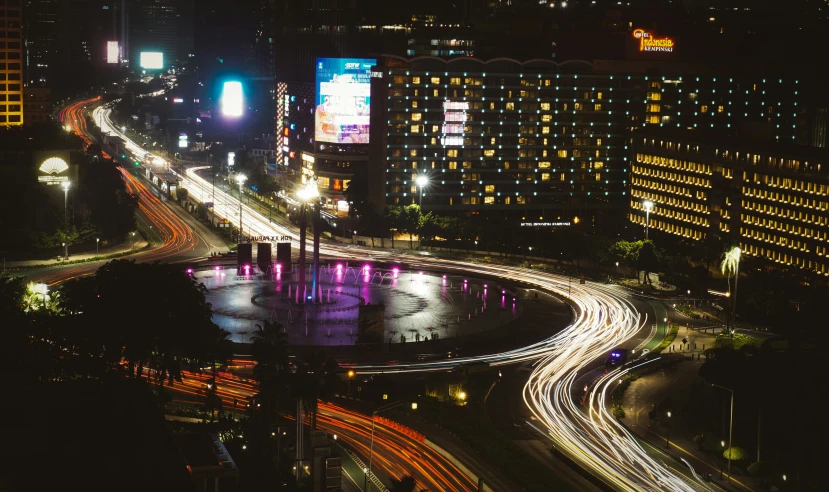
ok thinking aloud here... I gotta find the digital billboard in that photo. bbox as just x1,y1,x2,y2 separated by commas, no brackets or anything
139,52,164,69
315,58,376,144
106,41,119,64
221,81,243,117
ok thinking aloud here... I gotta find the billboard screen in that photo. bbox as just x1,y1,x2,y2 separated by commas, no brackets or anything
107,41,119,64
315,58,375,144
140,52,164,69
221,81,243,117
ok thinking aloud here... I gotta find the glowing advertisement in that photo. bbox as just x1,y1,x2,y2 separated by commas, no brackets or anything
633,29,675,53
441,100,468,146
106,41,119,64
221,81,243,117
315,58,376,144
139,52,164,69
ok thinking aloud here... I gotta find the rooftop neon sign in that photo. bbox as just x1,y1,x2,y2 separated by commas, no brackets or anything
633,29,675,53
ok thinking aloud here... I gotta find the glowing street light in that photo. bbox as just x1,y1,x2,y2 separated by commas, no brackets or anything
61,181,71,228
416,175,429,207
130,231,137,250
96,237,100,255
642,200,654,239
236,174,247,241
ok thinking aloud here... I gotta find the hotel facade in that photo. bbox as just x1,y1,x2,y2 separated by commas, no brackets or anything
367,56,807,226
630,130,829,275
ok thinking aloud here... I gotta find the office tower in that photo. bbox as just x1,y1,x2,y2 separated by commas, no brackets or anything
129,0,193,69
1,0,24,126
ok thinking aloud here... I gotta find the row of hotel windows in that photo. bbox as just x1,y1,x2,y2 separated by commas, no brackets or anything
631,166,711,189
640,140,820,174
629,195,710,214
742,199,829,219
742,188,829,209
631,177,698,199
388,162,609,173
744,175,828,194
741,227,811,251
635,154,713,175
398,98,614,111
390,75,615,89
741,243,828,274
742,214,829,240
630,215,706,240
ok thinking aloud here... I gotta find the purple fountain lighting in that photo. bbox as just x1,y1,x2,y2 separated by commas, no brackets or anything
186,268,193,274
392,267,399,278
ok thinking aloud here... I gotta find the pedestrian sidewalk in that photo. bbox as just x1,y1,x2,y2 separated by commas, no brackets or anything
621,336,763,492
4,239,149,269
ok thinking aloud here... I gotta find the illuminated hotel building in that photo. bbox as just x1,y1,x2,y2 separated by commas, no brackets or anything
1,0,24,126
631,130,829,275
367,57,806,222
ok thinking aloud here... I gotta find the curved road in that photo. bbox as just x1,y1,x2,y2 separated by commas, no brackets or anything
90,106,710,491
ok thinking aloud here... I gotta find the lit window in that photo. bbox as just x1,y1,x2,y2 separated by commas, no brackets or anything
410,149,418,156
450,77,461,85
411,124,420,133
433,89,439,97
485,185,495,193
701,105,708,113
411,113,422,121
542,173,550,181
484,149,495,157
540,102,551,111
557,150,568,158
412,101,418,108
597,92,603,100
490,137,496,145
574,103,582,110
412,76,421,84
542,126,550,134
596,138,602,146
718,105,724,113
449,161,458,169
594,104,602,111
447,149,458,157
430,77,440,84
542,114,552,122
539,161,551,169
484,196,495,204
506,102,515,110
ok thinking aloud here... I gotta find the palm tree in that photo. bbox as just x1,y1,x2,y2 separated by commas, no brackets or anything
293,351,340,430
720,246,742,336
251,321,290,419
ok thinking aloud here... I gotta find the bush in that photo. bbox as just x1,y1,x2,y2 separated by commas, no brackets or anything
693,433,706,450
747,461,773,478
723,446,747,461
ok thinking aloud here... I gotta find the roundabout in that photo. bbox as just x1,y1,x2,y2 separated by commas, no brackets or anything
197,264,523,346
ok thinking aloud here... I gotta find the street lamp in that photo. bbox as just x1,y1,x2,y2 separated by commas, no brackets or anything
643,200,653,239
720,441,726,479
365,401,417,492
61,181,71,228
347,370,355,397
236,174,247,241
713,383,735,484
415,175,429,207
296,179,320,303
96,238,100,255
130,231,136,250
61,242,67,259
666,411,672,448
474,240,478,251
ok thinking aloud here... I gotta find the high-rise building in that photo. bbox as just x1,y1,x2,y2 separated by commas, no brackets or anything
630,128,829,276
366,56,807,225
1,0,24,126
129,0,193,69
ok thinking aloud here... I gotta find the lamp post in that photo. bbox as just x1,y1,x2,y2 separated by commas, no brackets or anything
666,411,672,448
62,242,67,259
720,441,726,479
236,174,247,242
474,240,478,251
347,370,355,398
416,175,429,207
615,261,619,277
130,232,136,250
365,401,417,492
297,179,320,303
643,200,653,239
61,181,71,229
713,383,735,484
96,238,100,255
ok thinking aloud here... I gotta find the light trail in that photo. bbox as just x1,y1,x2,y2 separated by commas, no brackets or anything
89,105,709,490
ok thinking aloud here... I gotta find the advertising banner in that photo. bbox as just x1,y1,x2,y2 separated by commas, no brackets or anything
315,58,376,144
